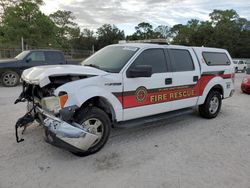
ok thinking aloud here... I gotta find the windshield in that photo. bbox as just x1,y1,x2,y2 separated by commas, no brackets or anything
15,51,30,60
81,46,139,73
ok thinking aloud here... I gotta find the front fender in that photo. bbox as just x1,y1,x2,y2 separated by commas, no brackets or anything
57,85,123,122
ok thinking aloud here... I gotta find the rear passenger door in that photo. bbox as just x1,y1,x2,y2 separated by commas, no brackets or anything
167,48,200,110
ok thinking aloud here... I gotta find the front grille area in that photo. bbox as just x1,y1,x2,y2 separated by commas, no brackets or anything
22,82,55,102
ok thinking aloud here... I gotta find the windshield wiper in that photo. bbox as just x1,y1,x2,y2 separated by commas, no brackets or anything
84,64,100,69
84,64,113,73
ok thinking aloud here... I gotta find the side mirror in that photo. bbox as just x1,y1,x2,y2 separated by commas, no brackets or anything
127,65,152,78
26,58,32,63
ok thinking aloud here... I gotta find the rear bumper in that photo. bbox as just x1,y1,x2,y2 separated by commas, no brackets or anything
36,107,98,153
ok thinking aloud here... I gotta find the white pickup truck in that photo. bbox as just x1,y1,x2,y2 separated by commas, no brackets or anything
15,43,235,156
233,59,247,72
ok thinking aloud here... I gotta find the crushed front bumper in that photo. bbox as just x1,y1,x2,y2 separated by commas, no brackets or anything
16,106,99,153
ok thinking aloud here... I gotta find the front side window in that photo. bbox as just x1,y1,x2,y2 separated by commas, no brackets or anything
169,49,194,72
81,46,138,73
202,52,230,66
129,49,167,74
15,51,30,60
27,52,45,61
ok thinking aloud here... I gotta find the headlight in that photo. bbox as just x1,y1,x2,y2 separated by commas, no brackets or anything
41,94,68,113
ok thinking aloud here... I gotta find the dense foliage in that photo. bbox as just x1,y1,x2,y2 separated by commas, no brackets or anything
0,0,250,58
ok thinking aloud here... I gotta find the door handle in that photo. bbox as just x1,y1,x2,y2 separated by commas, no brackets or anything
165,78,172,85
193,76,199,82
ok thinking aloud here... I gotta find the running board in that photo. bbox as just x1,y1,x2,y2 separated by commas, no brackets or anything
114,108,194,128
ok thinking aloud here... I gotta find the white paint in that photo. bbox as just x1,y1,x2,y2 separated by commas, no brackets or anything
22,43,235,123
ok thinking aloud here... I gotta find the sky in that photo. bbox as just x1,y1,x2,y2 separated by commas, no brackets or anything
40,0,250,35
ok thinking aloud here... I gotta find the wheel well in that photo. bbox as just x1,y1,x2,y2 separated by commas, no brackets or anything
210,85,224,98
2,69,20,75
78,97,116,123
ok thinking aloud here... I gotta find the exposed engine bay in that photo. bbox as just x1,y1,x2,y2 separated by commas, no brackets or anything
16,74,90,102
14,73,99,152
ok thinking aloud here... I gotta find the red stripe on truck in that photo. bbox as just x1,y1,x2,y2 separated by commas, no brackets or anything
113,73,232,109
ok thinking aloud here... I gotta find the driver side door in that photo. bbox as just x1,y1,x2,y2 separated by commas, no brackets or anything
22,51,46,71
122,48,173,121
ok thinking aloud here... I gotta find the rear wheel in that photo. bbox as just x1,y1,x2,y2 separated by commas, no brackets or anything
199,90,222,119
1,71,20,87
73,107,111,156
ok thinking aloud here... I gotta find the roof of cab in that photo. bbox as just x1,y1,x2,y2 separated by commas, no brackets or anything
25,49,62,52
111,43,227,52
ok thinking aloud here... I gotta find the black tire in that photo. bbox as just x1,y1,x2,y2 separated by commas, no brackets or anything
199,90,222,119
243,67,246,73
235,67,238,73
1,70,20,87
72,107,111,157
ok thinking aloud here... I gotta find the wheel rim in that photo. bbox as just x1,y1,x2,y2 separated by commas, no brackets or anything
81,118,104,147
209,96,219,114
3,73,18,86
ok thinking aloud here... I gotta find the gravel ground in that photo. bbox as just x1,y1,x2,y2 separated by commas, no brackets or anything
0,73,249,188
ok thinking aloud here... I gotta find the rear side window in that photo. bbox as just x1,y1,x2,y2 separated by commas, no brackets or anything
46,51,64,62
202,52,230,66
238,61,244,64
169,49,194,72
131,49,167,73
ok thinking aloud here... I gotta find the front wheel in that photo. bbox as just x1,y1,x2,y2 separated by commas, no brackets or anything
1,71,20,87
73,107,111,156
199,90,222,119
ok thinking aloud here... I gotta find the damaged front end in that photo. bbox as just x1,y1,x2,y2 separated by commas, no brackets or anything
38,107,98,152
14,81,98,153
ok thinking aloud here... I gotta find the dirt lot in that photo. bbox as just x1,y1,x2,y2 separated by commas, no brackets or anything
0,73,249,188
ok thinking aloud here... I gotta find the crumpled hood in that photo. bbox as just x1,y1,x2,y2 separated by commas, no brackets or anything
22,65,107,87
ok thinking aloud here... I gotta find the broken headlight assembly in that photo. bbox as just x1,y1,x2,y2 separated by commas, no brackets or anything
41,93,68,113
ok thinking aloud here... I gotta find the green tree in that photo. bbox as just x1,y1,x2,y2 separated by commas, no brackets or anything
209,9,239,25
71,28,97,51
154,25,170,39
135,22,154,39
236,30,250,58
96,24,125,49
0,0,57,48
208,9,242,57
170,9,250,58
171,19,201,45
0,0,43,19
127,22,157,40
192,21,214,46
49,10,77,37
49,10,80,49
